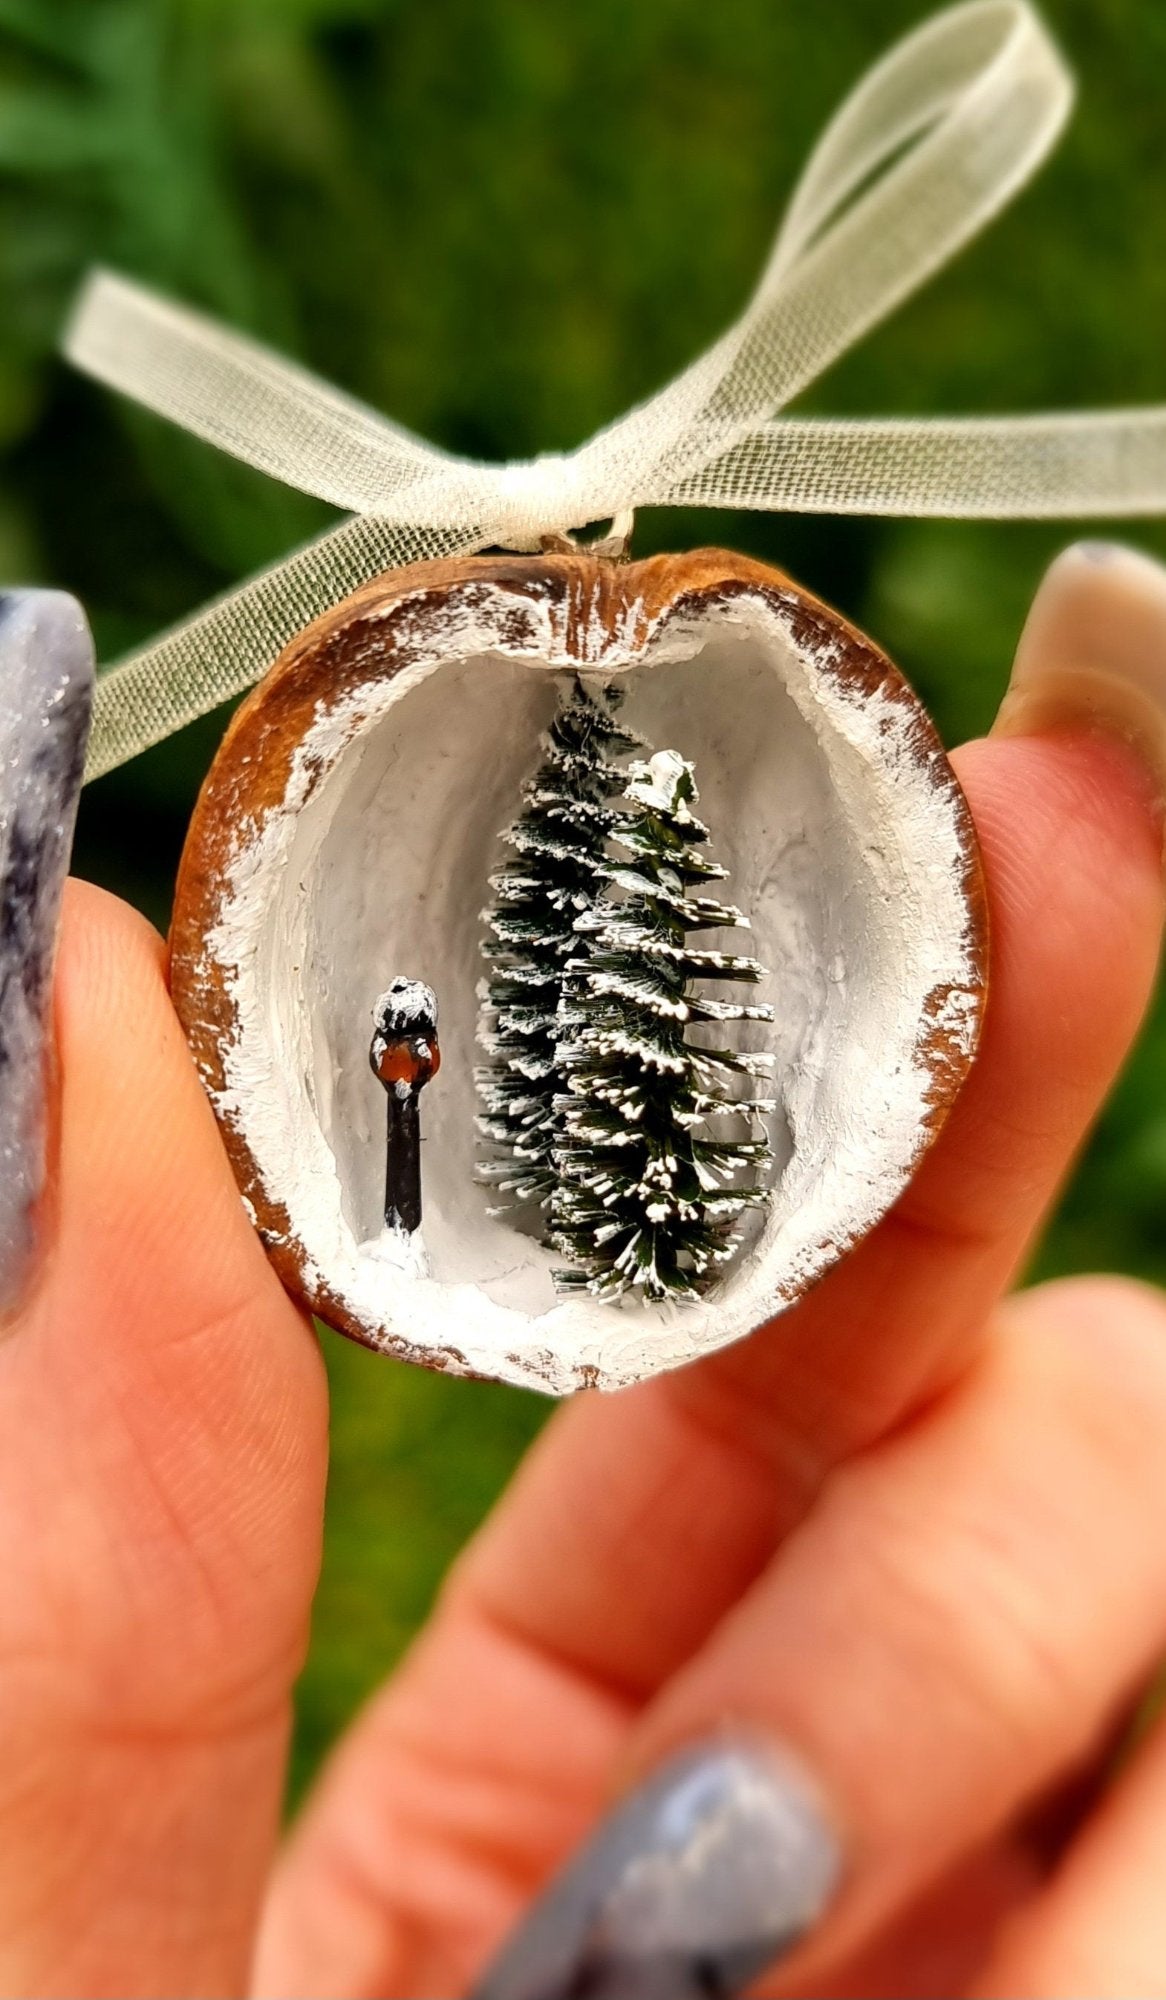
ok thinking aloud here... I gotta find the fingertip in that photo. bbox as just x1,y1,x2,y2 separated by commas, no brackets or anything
956,727,1163,894
58,873,166,981
1002,1274,1166,1422
47,874,296,1358
952,729,1163,1084
888,727,1164,1261
53,879,169,1107
997,541,1166,806
56,874,228,1206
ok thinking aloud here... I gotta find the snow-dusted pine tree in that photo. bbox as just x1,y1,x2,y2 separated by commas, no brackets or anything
476,675,641,1214
552,749,775,1302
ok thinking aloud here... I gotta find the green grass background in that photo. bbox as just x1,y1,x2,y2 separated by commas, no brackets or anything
1,0,1164,1801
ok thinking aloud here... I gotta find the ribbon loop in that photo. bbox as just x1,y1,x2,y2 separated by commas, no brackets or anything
59,0,1166,783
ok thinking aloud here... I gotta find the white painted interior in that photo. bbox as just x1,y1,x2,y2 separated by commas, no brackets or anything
204,582,981,1394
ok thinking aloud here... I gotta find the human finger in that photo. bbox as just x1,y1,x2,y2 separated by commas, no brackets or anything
474,1277,1166,1999
0,594,329,1994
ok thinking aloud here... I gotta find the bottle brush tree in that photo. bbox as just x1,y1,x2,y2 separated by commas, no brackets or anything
552,748,775,1302
476,675,641,1214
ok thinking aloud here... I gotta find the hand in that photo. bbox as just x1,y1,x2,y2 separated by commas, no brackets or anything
1,544,1165,2000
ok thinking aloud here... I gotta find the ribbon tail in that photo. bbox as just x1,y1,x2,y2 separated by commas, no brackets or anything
86,515,487,783
656,411,1166,519
65,269,464,516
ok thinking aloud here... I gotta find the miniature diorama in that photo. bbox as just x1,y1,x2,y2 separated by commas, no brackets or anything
168,549,987,1393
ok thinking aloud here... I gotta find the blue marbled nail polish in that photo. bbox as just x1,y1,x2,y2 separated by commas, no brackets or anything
0,591,94,1313
471,1738,843,2000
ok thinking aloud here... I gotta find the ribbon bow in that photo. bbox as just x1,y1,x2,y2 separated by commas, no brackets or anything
65,0,1166,783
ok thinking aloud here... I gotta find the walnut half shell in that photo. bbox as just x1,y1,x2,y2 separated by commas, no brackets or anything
169,549,987,1394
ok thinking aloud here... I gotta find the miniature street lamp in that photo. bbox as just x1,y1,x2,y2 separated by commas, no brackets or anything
369,978,440,1235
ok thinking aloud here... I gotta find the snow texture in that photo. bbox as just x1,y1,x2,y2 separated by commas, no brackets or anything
373,977,438,1032
358,1222,431,1280
370,977,438,1071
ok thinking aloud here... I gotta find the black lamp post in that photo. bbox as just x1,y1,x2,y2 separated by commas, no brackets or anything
369,979,440,1234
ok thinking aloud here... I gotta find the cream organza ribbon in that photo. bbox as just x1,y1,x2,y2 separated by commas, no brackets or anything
65,0,1166,782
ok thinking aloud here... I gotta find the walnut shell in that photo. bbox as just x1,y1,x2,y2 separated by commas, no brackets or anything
169,549,987,1393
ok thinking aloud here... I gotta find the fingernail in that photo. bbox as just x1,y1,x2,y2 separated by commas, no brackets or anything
471,1739,843,2000
995,541,1166,796
0,591,94,1316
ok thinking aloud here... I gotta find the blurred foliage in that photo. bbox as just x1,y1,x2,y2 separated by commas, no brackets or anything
1,0,1164,1797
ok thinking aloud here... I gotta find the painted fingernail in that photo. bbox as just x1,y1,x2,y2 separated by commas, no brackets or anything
995,541,1166,796
0,590,94,1316
470,1739,843,2000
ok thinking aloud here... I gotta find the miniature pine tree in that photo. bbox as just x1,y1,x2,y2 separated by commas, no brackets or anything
551,749,775,1302
476,675,642,1214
